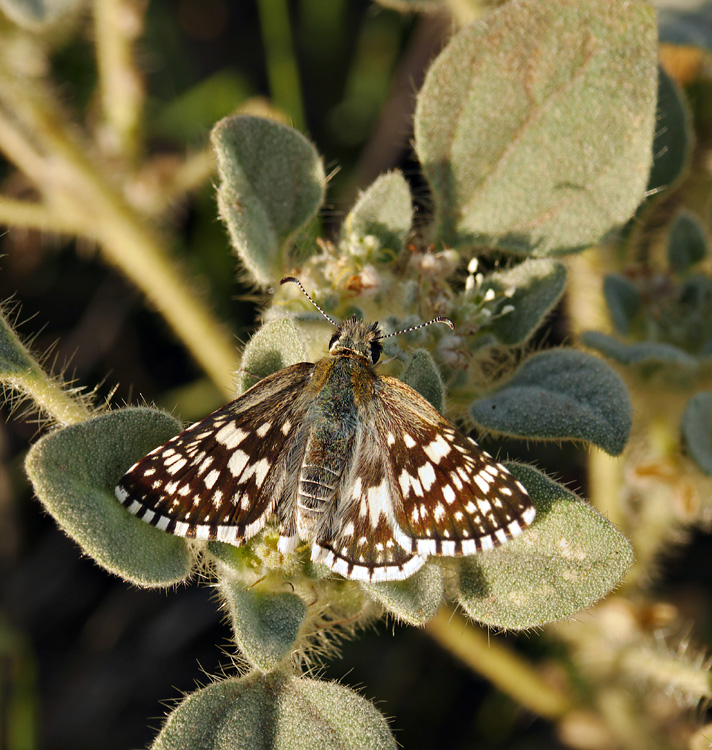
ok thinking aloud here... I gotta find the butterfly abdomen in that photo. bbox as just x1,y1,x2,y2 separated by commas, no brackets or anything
295,356,370,539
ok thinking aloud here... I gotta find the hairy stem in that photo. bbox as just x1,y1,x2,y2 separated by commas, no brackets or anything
7,370,91,425
426,607,574,720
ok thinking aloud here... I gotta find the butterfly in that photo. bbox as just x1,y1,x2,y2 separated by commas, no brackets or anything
116,277,536,583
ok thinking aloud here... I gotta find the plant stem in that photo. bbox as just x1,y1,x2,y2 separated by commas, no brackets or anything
8,370,91,425
425,607,574,720
0,197,87,236
93,0,146,161
588,448,625,526
0,79,238,397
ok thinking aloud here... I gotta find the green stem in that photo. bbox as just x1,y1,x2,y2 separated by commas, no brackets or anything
425,607,574,719
257,0,305,130
588,448,625,526
93,0,146,161
0,104,48,186
0,79,238,397
1,305,90,425
8,370,90,425
0,197,88,236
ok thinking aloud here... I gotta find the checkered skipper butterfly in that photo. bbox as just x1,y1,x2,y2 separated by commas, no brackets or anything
116,278,535,582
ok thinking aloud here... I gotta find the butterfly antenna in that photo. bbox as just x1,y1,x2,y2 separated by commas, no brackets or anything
280,277,339,327
377,316,455,340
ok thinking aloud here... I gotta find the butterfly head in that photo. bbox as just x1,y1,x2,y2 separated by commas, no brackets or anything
329,317,383,364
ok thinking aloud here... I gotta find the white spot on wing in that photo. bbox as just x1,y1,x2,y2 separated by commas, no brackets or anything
474,474,491,494
204,469,220,489
195,525,211,541
424,434,451,464
418,462,436,492
217,525,238,543
227,450,250,477
216,425,248,449
155,516,170,531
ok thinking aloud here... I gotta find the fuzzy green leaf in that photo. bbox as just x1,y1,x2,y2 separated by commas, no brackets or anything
400,349,444,411
341,171,412,258
471,349,631,455
222,583,307,671
152,672,396,750
603,274,642,336
483,259,566,345
682,392,712,475
363,563,444,626
0,0,84,27
457,464,633,629
647,66,692,196
25,408,192,587
414,0,657,255
0,307,34,377
582,331,699,368
668,212,707,274
237,319,308,394
212,115,326,286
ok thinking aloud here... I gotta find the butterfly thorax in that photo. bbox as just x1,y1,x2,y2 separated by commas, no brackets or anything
297,353,377,539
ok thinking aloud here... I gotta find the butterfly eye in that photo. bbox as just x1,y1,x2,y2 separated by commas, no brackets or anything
329,332,340,349
370,340,382,364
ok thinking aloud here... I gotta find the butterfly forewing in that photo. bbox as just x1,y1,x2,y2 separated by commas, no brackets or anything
373,376,536,557
116,363,314,543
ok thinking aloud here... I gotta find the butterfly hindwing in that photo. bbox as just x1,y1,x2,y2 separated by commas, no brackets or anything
310,424,427,582
116,363,315,544
372,375,536,556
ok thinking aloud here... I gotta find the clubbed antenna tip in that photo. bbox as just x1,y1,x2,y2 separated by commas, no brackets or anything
280,276,339,327
377,315,455,340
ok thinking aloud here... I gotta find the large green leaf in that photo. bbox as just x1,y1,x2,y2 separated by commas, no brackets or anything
471,349,632,455
152,672,396,750
647,66,692,196
363,563,444,626
25,408,192,587
457,464,633,629
236,318,308,394
682,391,712,475
482,259,566,345
212,115,326,286
414,0,657,255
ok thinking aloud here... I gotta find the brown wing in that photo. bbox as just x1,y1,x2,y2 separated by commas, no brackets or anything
371,375,536,557
115,363,314,544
